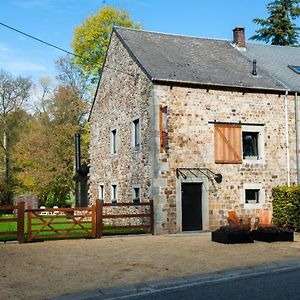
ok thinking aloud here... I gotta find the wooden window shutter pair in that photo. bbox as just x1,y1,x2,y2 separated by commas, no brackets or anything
214,124,242,164
159,106,168,153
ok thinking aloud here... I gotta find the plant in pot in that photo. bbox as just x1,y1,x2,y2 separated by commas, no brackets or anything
252,225,294,243
212,225,254,244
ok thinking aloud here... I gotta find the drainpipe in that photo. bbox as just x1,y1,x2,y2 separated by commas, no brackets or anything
295,92,300,185
284,90,291,186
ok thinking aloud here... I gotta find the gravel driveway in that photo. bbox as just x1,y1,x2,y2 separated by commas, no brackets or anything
1,232,300,299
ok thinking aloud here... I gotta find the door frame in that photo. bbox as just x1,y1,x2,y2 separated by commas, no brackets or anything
176,175,209,231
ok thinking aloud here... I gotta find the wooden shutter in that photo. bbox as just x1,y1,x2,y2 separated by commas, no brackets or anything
214,124,242,164
159,106,168,153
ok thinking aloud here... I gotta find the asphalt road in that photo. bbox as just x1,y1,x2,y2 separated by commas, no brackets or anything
124,268,300,300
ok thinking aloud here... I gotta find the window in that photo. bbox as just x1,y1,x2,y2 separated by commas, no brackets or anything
214,124,242,164
111,129,117,154
111,184,117,203
245,189,260,204
241,183,265,207
288,65,300,74
243,132,258,159
132,186,141,203
214,124,264,164
98,184,104,200
132,118,141,149
242,125,264,162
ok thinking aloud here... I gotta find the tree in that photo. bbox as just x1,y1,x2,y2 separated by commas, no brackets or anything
250,0,300,46
13,84,88,206
0,70,32,203
71,5,141,82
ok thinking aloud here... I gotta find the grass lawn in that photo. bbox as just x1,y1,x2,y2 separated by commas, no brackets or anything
0,214,145,242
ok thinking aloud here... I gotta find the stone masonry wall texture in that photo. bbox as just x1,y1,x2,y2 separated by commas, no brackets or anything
89,32,297,234
151,85,293,233
89,32,153,214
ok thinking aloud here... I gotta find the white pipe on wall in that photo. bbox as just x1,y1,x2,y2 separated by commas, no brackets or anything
295,92,300,185
284,90,291,186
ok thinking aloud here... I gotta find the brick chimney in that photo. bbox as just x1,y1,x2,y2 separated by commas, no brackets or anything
233,27,245,47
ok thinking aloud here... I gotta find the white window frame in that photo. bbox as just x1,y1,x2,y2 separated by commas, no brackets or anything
111,184,118,203
241,183,265,209
111,128,117,155
98,184,104,200
132,117,141,150
242,125,265,164
132,184,141,203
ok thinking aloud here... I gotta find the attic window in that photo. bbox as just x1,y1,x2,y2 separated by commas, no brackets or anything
288,65,300,74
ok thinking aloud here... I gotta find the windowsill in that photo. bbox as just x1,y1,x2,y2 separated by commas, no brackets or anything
132,146,141,151
243,157,265,164
244,203,263,209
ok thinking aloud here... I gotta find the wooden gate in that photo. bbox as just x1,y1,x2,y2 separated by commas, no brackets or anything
26,206,96,242
0,202,25,243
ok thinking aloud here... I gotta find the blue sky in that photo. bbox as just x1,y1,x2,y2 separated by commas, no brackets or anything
0,0,297,83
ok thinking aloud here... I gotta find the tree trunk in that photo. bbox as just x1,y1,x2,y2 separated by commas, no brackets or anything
3,123,9,205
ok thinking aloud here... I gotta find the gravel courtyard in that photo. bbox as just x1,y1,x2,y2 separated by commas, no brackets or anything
1,232,300,299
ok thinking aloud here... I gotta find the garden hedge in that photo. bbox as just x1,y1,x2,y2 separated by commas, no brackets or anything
272,186,300,231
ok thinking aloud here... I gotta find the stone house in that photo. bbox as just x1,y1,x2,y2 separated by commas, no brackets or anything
88,26,300,234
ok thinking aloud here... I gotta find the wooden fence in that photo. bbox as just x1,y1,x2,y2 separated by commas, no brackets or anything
0,202,25,243
0,200,154,243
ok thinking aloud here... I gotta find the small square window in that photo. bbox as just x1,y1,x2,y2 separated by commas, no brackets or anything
242,131,259,159
245,189,259,204
111,129,117,154
132,187,140,203
111,184,117,203
98,184,104,200
132,118,141,149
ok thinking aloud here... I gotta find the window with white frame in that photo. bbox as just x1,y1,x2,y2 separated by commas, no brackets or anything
132,185,141,203
242,125,264,162
241,183,265,207
98,184,104,200
111,129,117,154
132,118,141,149
111,184,117,203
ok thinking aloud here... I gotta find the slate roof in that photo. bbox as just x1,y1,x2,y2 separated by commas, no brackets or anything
114,27,285,92
242,43,300,92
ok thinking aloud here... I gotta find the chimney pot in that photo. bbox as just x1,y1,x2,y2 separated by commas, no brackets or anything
233,27,245,47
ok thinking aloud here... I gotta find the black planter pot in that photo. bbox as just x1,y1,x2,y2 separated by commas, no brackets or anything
252,230,294,243
212,230,254,244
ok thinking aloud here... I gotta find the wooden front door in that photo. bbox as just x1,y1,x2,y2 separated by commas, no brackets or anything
182,183,202,231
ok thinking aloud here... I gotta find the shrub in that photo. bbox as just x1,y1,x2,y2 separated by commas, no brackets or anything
272,186,300,231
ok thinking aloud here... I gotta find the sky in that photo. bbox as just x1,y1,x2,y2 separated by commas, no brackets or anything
0,0,297,83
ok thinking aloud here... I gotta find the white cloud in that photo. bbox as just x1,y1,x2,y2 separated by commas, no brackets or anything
0,43,13,53
5,60,46,73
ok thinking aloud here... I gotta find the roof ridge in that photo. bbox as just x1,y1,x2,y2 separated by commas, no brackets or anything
114,26,230,43
246,41,300,50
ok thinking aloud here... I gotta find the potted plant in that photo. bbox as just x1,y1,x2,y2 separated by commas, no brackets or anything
252,226,294,242
212,226,254,244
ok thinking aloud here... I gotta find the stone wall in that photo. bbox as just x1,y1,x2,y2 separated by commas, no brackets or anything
89,32,153,207
151,85,291,233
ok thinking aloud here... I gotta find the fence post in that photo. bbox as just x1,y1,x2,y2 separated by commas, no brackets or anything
27,206,32,242
17,201,25,243
95,199,103,238
150,200,154,235
91,205,96,238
